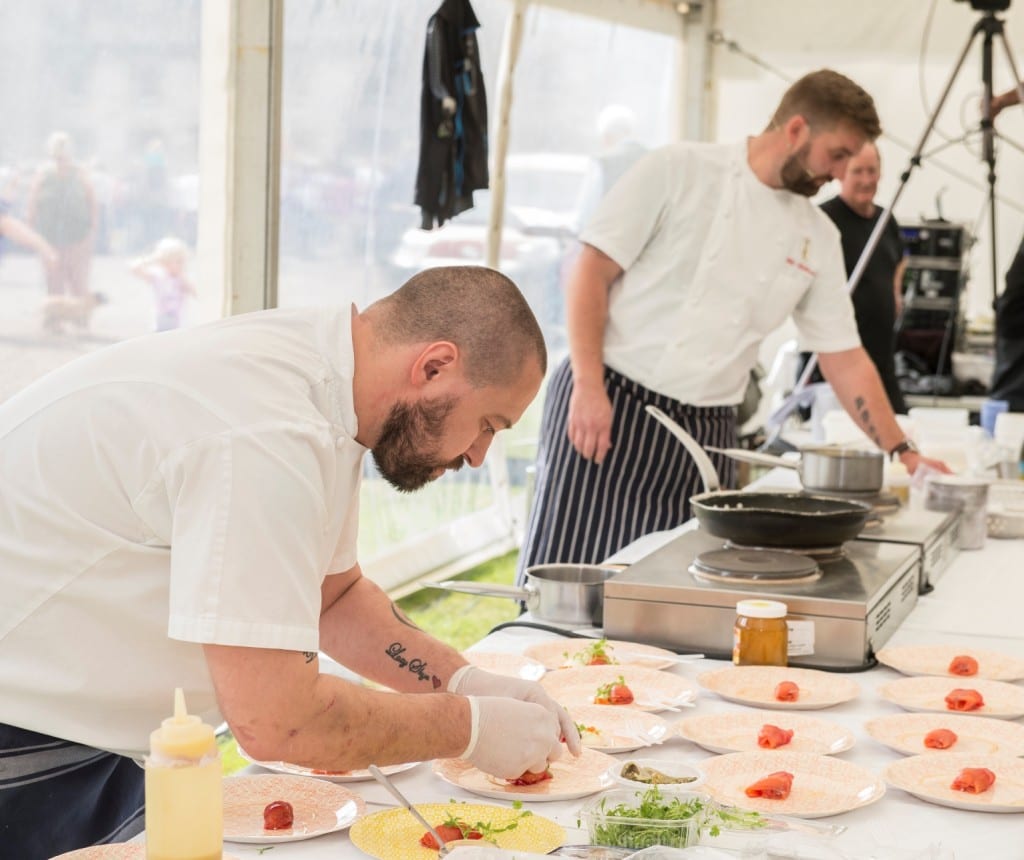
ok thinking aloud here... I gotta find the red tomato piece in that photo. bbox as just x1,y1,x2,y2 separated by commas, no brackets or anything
945,688,984,711
950,767,996,794
419,824,465,849
744,770,795,800
757,724,794,749
263,800,294,831
924,728,958,750
948,655,979,677
774,681,800,702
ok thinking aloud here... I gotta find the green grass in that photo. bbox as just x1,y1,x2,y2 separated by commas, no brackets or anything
219,550,520,774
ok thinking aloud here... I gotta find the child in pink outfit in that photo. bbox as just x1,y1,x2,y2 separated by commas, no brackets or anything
129,236,196,331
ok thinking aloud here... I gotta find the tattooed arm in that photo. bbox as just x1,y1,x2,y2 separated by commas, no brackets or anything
316,563,468,693
818,347,950,475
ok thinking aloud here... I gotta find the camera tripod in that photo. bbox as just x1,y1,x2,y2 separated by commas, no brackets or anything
766,4,1024,436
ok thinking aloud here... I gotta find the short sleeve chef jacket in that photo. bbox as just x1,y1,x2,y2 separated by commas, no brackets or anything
0,307,367,757
580,141,861,406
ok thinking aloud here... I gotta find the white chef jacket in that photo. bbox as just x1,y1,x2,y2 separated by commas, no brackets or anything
0,307,366,757
581,140,861,406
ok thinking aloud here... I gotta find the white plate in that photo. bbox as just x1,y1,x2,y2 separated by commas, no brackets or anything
463,650,547,680
678,709,855,755
700,750,885,818
865,712,1024,757
238,747,420,783
605,756,705,790
876,644,1024,682
884,753,1024,813
568,704,671,753
698,666,860,710
51,849,240,860
221,773,365,843
878,676,1024,719
541,665,697,712
432,747,616,802
524,638,682,671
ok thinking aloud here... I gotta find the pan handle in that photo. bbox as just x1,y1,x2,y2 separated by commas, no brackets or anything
644,405,721,492
429,581,531,601
705,447,798,471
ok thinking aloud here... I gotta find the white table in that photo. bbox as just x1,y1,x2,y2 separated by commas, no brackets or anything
192,528,1024,860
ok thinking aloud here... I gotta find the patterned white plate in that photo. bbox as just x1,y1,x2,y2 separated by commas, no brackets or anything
865,712,1024,757
222,773,365,843
524,638,682,671
678,709,855,755
238,747,420,783
876,644,1024,682
698,666,860,710
700,750,885,818
432,747,616,802
349,801,565,859
878,676,1024,720
884,753,1024,813
541,665,697,712
52,848,240,860
568,703,671,753
463,650,547,680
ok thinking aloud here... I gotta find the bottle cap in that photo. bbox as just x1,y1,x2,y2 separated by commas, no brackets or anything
736,599,788,619
150,688,216,760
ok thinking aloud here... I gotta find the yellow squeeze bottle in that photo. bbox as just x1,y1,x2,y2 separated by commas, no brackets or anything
145,688,223,860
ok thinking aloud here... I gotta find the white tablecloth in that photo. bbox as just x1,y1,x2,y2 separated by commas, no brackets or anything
177,529,1024,860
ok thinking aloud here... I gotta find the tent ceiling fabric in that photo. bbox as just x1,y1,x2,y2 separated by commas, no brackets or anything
529,0,685,35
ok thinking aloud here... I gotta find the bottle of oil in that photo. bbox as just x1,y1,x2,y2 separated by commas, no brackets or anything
145,688,223,860
733,599,789,666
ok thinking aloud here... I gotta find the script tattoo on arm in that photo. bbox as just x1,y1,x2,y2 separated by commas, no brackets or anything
385,641,434,683
853,396,881,447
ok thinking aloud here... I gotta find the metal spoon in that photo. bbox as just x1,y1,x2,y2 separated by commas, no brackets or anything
368,764,451,854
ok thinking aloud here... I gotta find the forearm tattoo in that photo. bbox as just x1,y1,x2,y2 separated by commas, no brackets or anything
853,396,881,446
303,651,316,664
391,602,422,631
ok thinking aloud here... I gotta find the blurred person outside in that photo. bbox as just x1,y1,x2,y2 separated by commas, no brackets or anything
518,70,950,582
579,104,649,224
129,236,196,331
806,141,908,414
26,131,97,300
0,265,580,858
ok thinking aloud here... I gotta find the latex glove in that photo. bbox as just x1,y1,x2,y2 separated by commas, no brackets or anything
449,665,582,755
462,696,564,779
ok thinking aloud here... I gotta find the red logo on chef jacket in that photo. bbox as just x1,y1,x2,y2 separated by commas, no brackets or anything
785,237,816,276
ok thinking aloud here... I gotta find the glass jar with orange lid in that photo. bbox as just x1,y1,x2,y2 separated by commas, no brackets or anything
732,599,788,666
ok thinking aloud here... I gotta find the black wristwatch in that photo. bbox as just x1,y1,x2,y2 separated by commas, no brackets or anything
888,439,920,460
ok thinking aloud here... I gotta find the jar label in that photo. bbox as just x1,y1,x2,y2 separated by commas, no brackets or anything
787,620,815,656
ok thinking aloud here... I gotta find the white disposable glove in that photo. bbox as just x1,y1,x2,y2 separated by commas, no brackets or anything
461,696,564,779
448,665,582,756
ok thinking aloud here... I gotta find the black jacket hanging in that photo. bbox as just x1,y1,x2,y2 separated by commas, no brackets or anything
414,0,489,230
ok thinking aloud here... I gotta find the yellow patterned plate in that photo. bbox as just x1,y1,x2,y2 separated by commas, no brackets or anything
700,750,885,818
884,752,1024,812
876,644,1024,682
525,638,681,670
698,666,860,710
222,773,365,843
52,848,239,859
433,747,617,802
866,712,1024,757
349,801,564,859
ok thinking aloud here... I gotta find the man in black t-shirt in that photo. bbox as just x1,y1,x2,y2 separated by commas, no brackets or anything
819,141,907,413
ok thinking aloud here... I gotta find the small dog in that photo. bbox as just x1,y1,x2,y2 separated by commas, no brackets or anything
42,291,108,334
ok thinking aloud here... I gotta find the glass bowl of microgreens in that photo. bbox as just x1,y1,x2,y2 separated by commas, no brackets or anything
579,786,771,852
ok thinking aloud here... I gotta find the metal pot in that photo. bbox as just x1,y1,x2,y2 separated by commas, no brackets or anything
430,563,622,626
645,405,873,548
706,446,885,493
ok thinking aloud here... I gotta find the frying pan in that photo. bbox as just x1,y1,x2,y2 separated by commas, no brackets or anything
645,405,873,548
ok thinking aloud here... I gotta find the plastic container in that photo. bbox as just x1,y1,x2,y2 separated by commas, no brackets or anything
580,788,710,851
733,600,788,667
145,688,223,860
924,475,990,550
605,758,705,792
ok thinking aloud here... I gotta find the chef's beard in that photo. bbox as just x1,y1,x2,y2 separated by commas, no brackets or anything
372,395,465,493
779,144,829,197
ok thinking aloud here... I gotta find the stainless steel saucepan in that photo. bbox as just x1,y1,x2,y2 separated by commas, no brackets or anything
705,445,885,494
430,563,623,626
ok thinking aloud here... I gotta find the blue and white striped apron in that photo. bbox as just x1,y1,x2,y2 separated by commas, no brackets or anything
517,358,737,584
